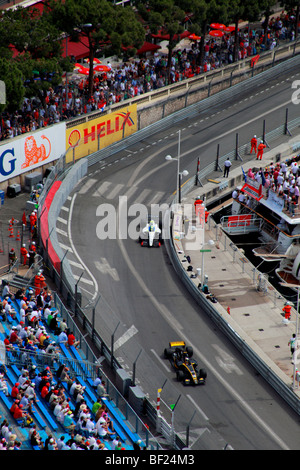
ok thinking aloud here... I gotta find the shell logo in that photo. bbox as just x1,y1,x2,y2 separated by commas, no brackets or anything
68,129,81,148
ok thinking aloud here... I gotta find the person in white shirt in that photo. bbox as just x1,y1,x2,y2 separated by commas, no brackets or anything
277,173,284,186
85,417,96,436
53,400,63,417
238,192,245,203
283,179,290,194
223,158,231,178
56,435,66,450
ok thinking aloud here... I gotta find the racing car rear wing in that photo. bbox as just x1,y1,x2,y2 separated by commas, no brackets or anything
169,341,186,347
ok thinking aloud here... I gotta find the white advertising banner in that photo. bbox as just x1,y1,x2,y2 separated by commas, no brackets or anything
0,123,66,182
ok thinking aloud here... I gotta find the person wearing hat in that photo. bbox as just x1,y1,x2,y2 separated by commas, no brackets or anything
11,382,20,399
250,135,257,154
28,243,36,268
13,403,28,426
41,382,50,399
70,379,81,397
63,410,75,432
8,248,16,267
257,140,266,160
20,244,28,266
9,326,21,346
24,382,37,403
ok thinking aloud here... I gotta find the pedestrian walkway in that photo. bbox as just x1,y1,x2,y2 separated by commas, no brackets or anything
173,135,300,400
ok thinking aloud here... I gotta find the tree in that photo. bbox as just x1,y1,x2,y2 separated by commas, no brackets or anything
226,0,262,61
0,4,73,109
179,0,230,66
281,0,300,39
0,59,24,114
47,0,145,98
135,0,187,81
259,0,277,45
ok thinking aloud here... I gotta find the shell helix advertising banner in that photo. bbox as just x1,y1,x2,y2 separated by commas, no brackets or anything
0,123,66,183
65,104,137,163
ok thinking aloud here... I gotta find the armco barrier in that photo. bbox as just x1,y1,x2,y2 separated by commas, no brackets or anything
39,180,62,273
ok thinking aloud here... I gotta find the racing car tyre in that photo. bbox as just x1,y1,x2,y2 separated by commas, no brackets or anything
186,346,193,358
199,368,207,379
164,348,173,359
176,370,184,382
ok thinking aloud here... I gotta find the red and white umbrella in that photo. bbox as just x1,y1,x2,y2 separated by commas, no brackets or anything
188,33,201,41
209,30,224,37
210,23,226,30
224,25,239,33
94,64,112,73
74,64,95,75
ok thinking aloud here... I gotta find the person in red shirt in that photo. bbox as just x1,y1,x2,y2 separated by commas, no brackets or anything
250,135,257,154
41,383,50,399
9,328,21,346
67,332,80,349
11,383,20,399
282,303,292,320
13,403,27,426
4,335,11,350
10,400,20,415
20,244,28,266
257,141,266,160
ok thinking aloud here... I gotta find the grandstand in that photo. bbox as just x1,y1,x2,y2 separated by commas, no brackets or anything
0,273,160,450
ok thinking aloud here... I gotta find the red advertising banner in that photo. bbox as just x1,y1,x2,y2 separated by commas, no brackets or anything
241,183,263,201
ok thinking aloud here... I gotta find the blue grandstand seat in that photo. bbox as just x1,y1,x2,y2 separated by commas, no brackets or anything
101,397,140,445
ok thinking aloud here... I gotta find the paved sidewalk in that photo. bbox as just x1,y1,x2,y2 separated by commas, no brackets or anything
172,136,300,399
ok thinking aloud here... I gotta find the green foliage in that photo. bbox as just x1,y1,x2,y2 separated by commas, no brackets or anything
0,59,24,113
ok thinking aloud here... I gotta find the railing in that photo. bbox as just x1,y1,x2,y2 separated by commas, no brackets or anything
220,214,262,234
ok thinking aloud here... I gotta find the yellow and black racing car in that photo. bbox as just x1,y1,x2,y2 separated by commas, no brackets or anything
164,341,207,386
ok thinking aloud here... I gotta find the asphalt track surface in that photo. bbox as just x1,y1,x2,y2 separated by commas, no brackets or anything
56,68,300,450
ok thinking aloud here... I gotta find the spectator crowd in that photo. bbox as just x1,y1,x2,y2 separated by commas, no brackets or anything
0,277,143,450
0,10,298,143
235,155,300,218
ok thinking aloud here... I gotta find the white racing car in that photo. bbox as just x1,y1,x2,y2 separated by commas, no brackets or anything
139,218,162,247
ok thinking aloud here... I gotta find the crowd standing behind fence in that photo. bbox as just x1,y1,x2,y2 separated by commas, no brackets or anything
0,10,298,142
